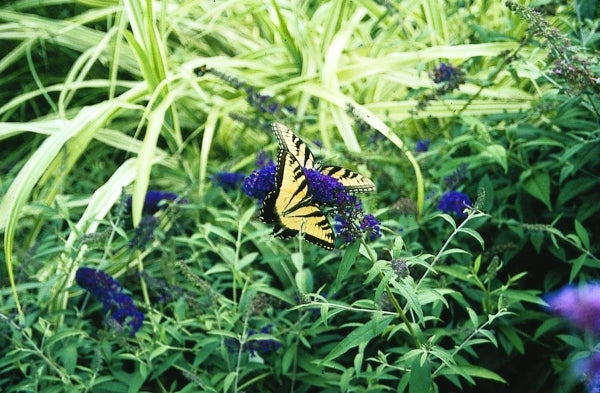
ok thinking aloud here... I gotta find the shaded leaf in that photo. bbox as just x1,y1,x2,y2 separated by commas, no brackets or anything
320,315,393,364
520,170,552,210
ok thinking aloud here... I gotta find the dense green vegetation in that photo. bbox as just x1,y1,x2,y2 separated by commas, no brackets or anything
1,0,599,392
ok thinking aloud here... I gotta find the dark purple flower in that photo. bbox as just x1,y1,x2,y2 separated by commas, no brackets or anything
360,214,382,241
304,169,346,204
76,267,144,335
211,172,246,192
129,215,158,250
333,196,381,245
76,267,123,302
224,324,281,356
283,105,297,115
246,324,282,355
125,190,186,215
545,284,600,334
574,351,600,393
415,139,431,153
443,163,469,189
255,151,274,168
243,163,277,202
438,191,471,218
431,62,464,85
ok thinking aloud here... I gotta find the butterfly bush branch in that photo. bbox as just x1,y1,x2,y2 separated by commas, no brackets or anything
414,207,487,292
522,223,600,264
361,239,420,346
432,307,511,378
0,313,73,383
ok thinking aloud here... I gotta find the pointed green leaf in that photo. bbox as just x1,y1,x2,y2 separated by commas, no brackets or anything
520,171,552,210
320,315,393,364
574,219,590,250
409,354,431,393
333,241,360,292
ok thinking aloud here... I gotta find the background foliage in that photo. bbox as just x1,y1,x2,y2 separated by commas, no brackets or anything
1,0,599,392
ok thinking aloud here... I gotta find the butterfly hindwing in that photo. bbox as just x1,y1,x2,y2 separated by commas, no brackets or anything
259,150,335,250
319,165,376,192
271,122,375,193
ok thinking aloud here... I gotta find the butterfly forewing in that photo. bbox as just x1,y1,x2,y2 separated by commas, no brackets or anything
272,122,316,169
271,122,376,193
259,150,334,250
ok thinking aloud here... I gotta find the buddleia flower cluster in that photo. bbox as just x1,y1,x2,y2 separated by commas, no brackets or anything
196,66,297,117
415,139,431,153
506,1,600,96
545,284,600,393
125,189,186,215
413,62,465,114
431,62,465,89
303,168,381,244
76,267,144,335
124,190,187,250
242,153,277,202
211,172,246,192
437,164,471,218
437,190,471,218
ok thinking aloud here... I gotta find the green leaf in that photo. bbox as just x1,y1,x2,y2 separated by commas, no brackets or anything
529,231,544,253
457,227,485,249
556,177,598,205
223,371,237,393
58,344,78,375
467,308,479,329
499,325,524,354
333,241,360,292
459,364,507,383
534,318,563,340
295,268,314,294
480,144,507,172
578,0,598,18
132,96,171,225
574,219,590,250
569,253,589,282
520,170,552,210
282,342,297,374
392,279,424,322
409,355,431,393
320,314,393,364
